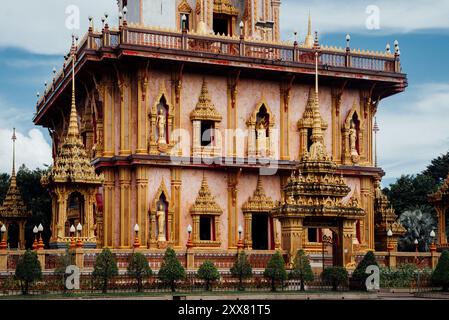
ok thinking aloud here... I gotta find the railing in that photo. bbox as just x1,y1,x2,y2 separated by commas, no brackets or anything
36,24,402,113
0,272,350,296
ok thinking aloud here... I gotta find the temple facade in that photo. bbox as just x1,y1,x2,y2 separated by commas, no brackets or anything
33,0,407,268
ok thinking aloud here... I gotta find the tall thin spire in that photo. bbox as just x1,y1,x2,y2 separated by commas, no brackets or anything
11,128,17,187
307,49,328,160
67,35,80,138
308,11,312,36
304,11,314,48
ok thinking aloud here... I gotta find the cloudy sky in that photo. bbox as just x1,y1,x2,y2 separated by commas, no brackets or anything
0,0,448,186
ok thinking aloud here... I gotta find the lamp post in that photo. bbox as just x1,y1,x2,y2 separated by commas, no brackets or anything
186,224,193,249
70,225,76,249
0,224,6,250
387,228,393,252
32,226,38,250
321,234,332,272
430,230,437,252
345,34,351,51
37,223,44,250
133,224,141,248
414,238,419,264
76,223,83,248
237,225,244,251
239,21,244,39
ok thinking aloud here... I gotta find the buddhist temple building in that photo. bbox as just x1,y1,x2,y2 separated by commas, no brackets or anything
33,0,408,268
0,129,32,249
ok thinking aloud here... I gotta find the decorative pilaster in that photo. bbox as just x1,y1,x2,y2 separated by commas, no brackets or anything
103,169,115,247
342,219,356,269
227,172,239,249
136,166,149,247
119,168,131,248
331,87,343,164
171,169,182,247
136,66,149,154
103,80,115,157
280,78,294,161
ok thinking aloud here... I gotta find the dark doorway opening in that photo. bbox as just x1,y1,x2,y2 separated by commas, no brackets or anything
200,216,212,241
8,222,19,249
200,121,214,147
252,215,269,250
213,15,229,35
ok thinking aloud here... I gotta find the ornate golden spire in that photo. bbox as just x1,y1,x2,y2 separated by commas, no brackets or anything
304,11,314,48
242,176,274,213
41,36,104,186
190,78,222,122
307,51,329,161
0,129,31,219
10,128,17,187
190,174,223,215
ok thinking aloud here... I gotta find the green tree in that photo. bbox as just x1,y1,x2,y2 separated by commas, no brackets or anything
16,165,51,249
158,247,186,292
289,249,314,291
351,251,378,290
422,152,449,185
0,173,10,204
15,250,42,295
55,248,76,292
399,206,437,251
197,260,220,291
321,266,348,291
92,248,118,293
263,251,287,292
230,251,253,291
127,252,153,292
431,250,449,291
383,174,436,214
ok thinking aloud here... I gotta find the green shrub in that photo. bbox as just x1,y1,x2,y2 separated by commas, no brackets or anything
127,252,153,292
55,248,76,292
321,266,348,291
92,248,119,293
197,260,220,291
351,251,378,290
15,250,42,295
289,249,314,291
263,251,287,292
431,250,449,291
230,251,253,291
158,247,186,292
379,264,431,288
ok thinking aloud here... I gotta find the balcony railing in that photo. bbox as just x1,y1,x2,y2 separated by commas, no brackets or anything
36,23,402,113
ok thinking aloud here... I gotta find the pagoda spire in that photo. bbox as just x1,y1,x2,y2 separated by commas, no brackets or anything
308,50,328,160
67,34,80,139
304,11,314,48
11,128,17,187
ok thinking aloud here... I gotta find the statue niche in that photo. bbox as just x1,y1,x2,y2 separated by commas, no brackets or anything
342,102,364,165
247,101,275,158
150,179,174,248
149,83,174,155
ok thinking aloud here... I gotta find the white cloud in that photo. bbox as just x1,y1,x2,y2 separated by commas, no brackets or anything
283,0,449,38
1,1,448,55
0,128,52,174
0,0,117,55
377,83,449,180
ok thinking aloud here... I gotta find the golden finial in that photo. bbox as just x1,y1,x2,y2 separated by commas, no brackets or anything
304,11,314,48
11,128,17,186
67,35,80,138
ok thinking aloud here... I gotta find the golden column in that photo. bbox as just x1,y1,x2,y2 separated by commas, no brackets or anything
135,166,149,247
119,168,131,248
